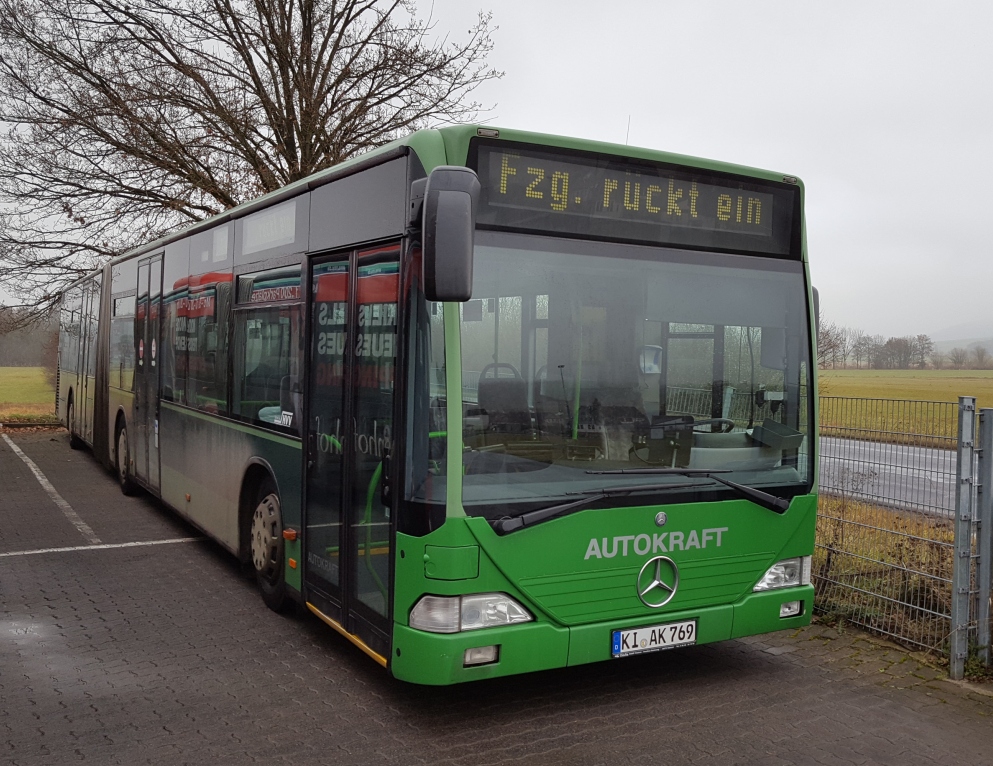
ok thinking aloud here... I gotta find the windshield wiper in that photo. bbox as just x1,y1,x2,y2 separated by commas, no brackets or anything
490,481,699,535
586,468,790,515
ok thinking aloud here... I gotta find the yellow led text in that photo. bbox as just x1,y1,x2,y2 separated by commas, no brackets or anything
716,193,762,224
526,167,545,199
499,154,518,195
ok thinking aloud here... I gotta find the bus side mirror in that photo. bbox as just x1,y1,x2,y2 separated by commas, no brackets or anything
421,166,479,302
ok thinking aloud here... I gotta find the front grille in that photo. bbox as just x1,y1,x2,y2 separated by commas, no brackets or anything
517,552,772,625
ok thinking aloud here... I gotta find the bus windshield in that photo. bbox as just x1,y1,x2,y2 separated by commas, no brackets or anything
452,231,812,519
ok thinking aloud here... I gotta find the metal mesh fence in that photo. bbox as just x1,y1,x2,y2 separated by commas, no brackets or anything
815,396,962,654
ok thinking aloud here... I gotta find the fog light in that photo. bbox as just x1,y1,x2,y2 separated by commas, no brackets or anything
780,600,802,618
464,645,499,666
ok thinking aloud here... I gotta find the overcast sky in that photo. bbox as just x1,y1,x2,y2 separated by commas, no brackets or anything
421,0,992,340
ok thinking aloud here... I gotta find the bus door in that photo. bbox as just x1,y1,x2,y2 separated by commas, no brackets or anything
76,282,96,443
82,281,96,443
134,255,163,491
304,244,399,659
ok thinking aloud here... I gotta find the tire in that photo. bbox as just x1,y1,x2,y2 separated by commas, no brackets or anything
250,477,291,613
116,425,138,496
67,400,84,450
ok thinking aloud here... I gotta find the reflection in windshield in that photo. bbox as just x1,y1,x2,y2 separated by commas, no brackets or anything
416,232,813,519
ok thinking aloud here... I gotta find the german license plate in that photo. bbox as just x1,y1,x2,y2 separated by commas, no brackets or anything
611,619,697,657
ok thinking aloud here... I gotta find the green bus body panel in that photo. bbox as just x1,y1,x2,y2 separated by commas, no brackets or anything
391,589,813,685
391,622,570,685
391,496,815,683
284,538,302,592
424,545,480,580
730,586,815,639
462,496,815,627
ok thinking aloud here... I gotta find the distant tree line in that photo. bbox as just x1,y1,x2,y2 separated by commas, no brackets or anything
817,318,990,370
0,307,57,371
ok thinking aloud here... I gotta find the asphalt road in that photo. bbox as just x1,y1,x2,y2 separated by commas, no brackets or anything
819,437,956,515
3,428,993,766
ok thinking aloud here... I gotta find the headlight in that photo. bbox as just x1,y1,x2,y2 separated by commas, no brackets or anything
409,593,533,633
753,556,812,592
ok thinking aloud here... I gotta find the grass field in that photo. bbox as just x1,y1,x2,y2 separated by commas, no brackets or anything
0,366,57,421
817,370,993,443
820,369,993,409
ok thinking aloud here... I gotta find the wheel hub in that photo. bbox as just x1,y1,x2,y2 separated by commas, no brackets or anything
117,431,127,480
250,493,282,579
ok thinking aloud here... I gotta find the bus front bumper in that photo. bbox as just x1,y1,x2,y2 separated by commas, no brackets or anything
390,585,814,685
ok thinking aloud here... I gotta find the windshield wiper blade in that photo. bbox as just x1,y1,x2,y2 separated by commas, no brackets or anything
586,468,790,515
490,481,698,535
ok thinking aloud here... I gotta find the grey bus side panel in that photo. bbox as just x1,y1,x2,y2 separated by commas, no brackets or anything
159,402,302,556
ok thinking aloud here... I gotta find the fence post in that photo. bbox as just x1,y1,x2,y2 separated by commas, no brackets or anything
977,409,993,665
951,396,976,680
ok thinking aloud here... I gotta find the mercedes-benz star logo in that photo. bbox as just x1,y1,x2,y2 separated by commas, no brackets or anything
636,555,679,608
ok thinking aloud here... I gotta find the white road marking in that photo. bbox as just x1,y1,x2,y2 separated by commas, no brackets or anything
0,537,204,558
2,433,101,545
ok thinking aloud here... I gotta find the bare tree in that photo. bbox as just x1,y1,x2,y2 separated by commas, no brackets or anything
867,334,886,369
834,326,854,368
930,349,946,370
849,328,868,369
817,317,840,368
972,345,990,370
0,0,501,320
913,334,933,369
949,347,969,369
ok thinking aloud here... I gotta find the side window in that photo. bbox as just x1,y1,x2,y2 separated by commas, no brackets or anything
85,277,101,379
407,295,448,509
233,305,303,434
160,286,188,404
186,278,231,414
109,317,135,391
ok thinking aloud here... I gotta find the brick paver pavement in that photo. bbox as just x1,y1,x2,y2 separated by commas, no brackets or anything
2,428,992,766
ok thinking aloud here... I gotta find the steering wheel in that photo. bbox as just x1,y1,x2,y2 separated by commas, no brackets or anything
479,362,522,379
692,418,735,433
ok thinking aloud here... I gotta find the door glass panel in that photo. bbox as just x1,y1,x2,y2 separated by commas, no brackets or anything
134,263,150,479
350,247,399,618
306,259,349,595
147,258,162,490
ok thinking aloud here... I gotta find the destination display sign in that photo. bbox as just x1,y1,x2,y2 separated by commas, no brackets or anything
471,141,799,257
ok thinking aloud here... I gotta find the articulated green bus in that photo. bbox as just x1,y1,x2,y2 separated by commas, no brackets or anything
57,126,816,684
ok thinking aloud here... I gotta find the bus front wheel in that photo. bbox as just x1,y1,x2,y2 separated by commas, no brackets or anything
250,478,290,613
